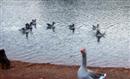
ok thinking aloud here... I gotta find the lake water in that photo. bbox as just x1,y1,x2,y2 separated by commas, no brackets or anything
0,0,130,68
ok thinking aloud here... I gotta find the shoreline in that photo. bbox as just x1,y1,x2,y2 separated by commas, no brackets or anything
10,59,130,69
10,60,130,69
0,60,130,79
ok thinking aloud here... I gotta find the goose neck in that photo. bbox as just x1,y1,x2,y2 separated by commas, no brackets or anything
82,53,87,67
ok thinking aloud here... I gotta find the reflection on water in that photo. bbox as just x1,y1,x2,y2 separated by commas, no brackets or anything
0,0,130,68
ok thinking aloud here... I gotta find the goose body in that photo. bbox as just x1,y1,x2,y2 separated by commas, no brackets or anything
78,66,93,79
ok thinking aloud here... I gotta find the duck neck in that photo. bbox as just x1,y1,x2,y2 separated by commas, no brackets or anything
81,53,87,68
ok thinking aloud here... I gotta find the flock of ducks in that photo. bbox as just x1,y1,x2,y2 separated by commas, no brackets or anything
19,19,37,38
19,19,105,42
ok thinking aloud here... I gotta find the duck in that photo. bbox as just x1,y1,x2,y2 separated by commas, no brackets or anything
46,22,55,29
77,48,106,79
96,29,105,42
68,24,75,33
92,24,99,30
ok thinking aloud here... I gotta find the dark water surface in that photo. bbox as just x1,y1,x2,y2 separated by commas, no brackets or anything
0,0,130,68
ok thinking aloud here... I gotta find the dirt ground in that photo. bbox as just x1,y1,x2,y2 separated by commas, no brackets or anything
0,60,130,79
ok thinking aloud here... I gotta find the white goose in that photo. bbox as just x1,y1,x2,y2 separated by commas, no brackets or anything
77,48,106,79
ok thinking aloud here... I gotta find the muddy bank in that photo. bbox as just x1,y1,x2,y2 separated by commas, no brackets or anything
0,60,130,79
